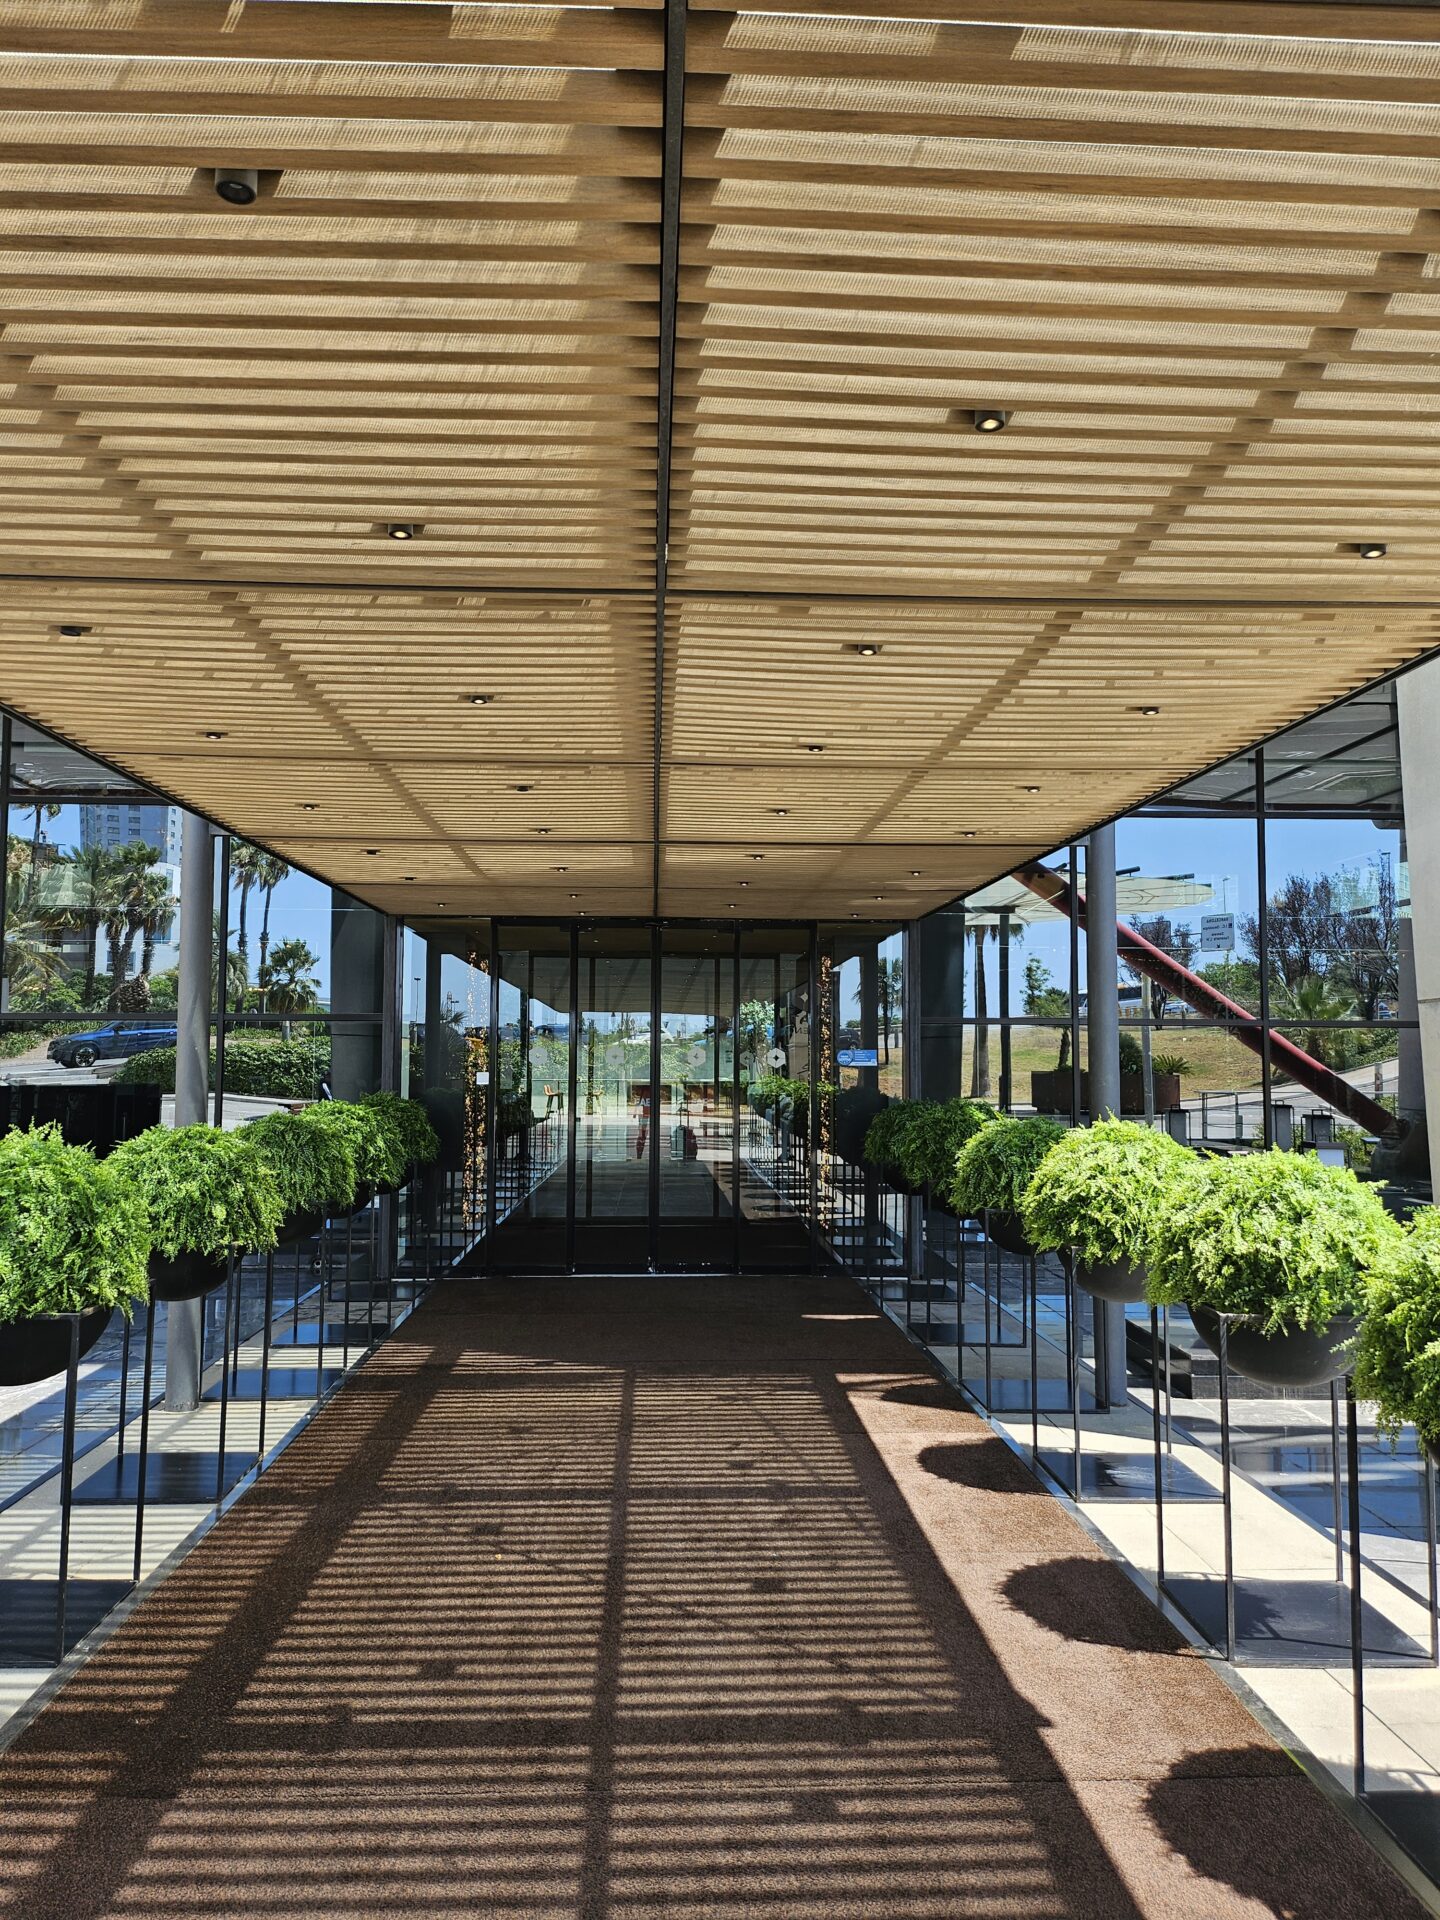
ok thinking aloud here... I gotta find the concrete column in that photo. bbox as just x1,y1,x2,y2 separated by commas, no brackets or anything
165,811,213,1411
329,895,385,1098
916,907,965,1101
1084,824,1128,1409
1397,662,1440,1191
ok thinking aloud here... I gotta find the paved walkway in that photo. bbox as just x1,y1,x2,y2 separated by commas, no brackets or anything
0,1275,1425,1918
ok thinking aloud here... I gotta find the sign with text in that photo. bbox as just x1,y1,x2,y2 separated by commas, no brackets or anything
837,1048,879,1068
1199,911,1237,954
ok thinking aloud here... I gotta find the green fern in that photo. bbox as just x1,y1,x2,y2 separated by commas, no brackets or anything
1021,1118,1198,1266
0,1125,149,1319
1146,1149,1399,1333
109,1124,284,1260
951,1115,1067,1219
1354,1209,1440,1447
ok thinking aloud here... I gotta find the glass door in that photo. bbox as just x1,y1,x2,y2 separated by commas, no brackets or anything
488,924,572,1270
658,928,737,1270
573,925,653,1271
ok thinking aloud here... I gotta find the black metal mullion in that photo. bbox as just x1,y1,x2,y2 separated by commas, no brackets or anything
1256,747,1274,1147
566,923,579,1273
649,921,661,1271
732,922,741,1275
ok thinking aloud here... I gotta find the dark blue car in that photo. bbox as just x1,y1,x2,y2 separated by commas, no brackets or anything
48,1022,178,1069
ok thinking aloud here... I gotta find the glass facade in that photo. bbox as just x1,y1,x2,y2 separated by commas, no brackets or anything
906,684,1423,1194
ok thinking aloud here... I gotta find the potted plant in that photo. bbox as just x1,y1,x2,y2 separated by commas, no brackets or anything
244,1107,358,1243
301,1101,407,1208
109,1124,284,1300
1354,1209,1440,1462
1147,1149,1399,1389
1020,1117,1198,1302
950,1115,1066,1255
356,1092,441,1182
895,1097,994,1209
862,1100,914,1187
0,1124,149,1385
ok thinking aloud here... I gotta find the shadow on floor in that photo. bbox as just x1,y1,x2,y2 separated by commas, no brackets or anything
0,1276,1424,1920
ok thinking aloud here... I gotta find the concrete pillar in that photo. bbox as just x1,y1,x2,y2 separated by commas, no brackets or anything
1084,824,1128,1409
165,811,213,1411
1397,662,1440,1191
916,907,965,1101
329,895,385,1099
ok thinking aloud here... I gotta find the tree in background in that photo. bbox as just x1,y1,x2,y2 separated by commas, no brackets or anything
21,800,60,912
877,955,904,1063
228,840,266,1004
968,917,1024,1099
252,851,292,1010
262,937,321,1032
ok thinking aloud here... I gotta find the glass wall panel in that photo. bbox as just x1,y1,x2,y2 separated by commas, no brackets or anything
493,923,571,1271
739,927,813,1270
573,924,650,1272
658,927,736,1271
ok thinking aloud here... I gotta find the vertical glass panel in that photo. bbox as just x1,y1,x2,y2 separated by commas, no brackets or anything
658,927,736,1270
400,921,489,1265
493,923,571,1271
739,927,813,1271
574,924,650,1273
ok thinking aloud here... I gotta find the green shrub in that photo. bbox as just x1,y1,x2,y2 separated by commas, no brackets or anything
1355,1210,1440,1447
114,1036,331,1098
109,1124,283,1259
951,1115,1067,1219
0,1124,149,1319
243,1108,357,1215
862,1101,912,1176
1021,1118,1199,1267
357,1092,440,1170
895,1097,995,1191
1150,1051,1193,1079
301,1101,407,1189
1146,1149,1399,1333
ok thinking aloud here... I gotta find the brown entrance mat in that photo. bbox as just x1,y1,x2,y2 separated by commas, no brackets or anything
0,1275,1425,1919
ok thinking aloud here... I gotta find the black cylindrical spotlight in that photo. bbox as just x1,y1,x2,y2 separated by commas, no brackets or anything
1358,542,1387,559
214,168,259,206
386,522,420,541
974,408,1010,433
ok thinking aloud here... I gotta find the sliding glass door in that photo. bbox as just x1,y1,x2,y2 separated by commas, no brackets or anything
482,921,818,1274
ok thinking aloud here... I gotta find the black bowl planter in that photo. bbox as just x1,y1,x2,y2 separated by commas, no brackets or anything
0,1306,113,1387
984,1210,1034,1258
352,1183,375,1213
282,1207,325,1246
1190,1305,1361,1391
148,1248,230,1302
1074,1258,1148,1305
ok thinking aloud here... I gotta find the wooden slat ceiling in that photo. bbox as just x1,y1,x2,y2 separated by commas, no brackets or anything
0,1,1438,923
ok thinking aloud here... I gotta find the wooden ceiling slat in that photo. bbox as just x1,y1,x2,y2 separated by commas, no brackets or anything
0,3,1435,917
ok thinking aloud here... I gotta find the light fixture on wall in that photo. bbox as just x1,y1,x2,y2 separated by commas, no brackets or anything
386,522,420,541
57,624,91,638
512,783,533,793
962,830,977,838
301,803,318,811
852,643,881,657
214,168,258,206
203,730,226,740
805,744,824,754
1139,705,1161,717
364,849,379,857
536,827,551,835
772,807,789,815
1358,541,1387,559
1024,785,1040,794
466,693,491,706
973,407,1009,432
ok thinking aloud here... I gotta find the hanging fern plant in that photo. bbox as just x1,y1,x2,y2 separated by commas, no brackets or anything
894,1097,995,1192
950,1115,1066,1220
1353,1209,1440,1448
0,1125,149,1320
1146,1149,1398,1333
244,1108,359,1215
109,1124,284,1260
1021,1118,1199,1268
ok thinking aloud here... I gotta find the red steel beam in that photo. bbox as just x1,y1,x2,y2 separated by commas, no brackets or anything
1012,860,1395,1137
